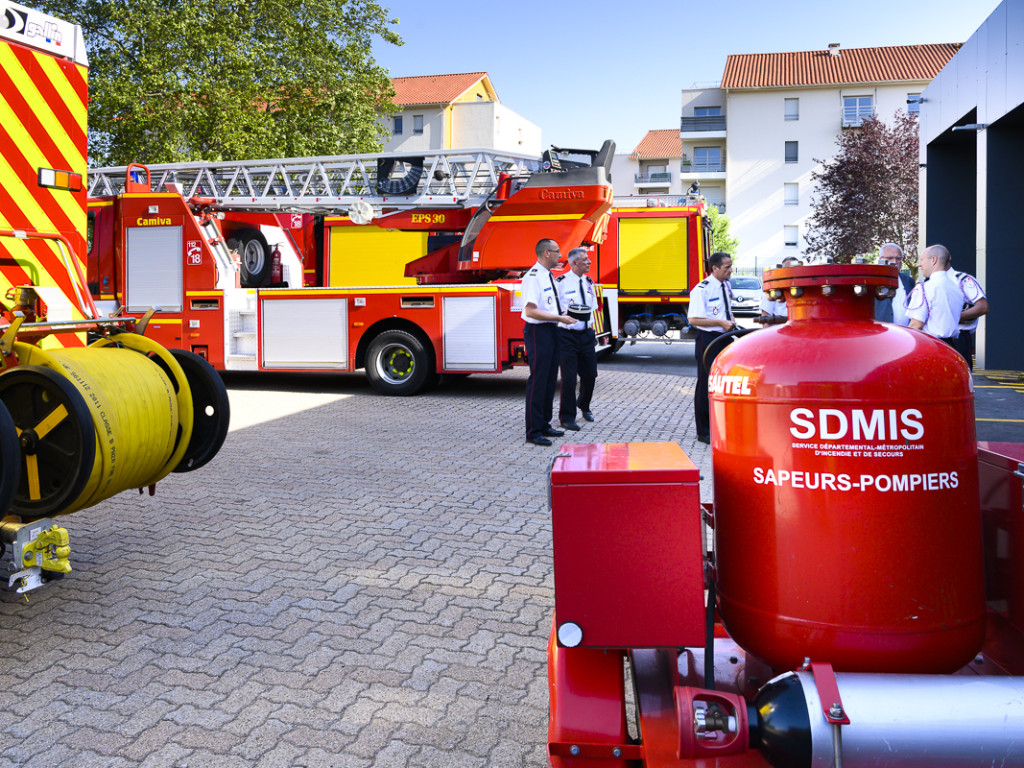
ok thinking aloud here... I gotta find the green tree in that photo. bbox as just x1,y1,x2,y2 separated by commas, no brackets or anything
805,112,919,264
44,0,402,165
706,203,739,255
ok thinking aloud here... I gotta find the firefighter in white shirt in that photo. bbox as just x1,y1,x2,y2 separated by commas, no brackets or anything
555,248,598,430
521,238,575,446
688,251,738,444
949,266,989,370
906,244,963,344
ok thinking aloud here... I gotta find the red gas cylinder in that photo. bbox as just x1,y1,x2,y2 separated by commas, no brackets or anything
710,262,985,673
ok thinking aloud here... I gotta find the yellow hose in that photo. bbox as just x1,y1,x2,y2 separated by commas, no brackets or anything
12,333,194,513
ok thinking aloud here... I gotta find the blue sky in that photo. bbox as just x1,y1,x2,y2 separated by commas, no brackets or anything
372,0,1001,154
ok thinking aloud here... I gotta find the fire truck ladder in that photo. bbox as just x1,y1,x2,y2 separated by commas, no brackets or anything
87,149,542,215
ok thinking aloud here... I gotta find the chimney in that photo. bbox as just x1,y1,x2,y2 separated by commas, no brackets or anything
828,43,841,57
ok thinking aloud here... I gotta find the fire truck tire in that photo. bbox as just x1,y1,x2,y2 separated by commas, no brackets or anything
229,228,273,288
365,330,432,396
0,399,19,514
0,366,96,520
147,350,230,473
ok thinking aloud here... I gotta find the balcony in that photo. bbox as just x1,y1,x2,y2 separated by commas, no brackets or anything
841,106,875,128
634,172,672,185
680,161,726,176
681,115,727,132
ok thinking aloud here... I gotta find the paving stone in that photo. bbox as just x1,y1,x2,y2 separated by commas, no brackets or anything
0,367,708,766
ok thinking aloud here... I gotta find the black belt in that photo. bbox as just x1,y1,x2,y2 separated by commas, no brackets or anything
560,326,591,332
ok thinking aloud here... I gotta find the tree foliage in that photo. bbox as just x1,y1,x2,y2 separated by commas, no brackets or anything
805,112,919,265
706,203,739,256
42,0,402,165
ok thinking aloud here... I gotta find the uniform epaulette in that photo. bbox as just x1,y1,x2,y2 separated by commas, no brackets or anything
555,274,567,282
697,279,710,287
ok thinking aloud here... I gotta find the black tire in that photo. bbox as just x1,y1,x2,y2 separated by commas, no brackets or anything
365,330,432,396
167,351,230,473
0,366,96,519
228,227,272,288
0,399,20,514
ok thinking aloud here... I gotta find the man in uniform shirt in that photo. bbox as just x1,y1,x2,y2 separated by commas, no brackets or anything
949,265,989,370
688,251,738,444
521,238,575,446
755,256,801,325
556,248,599,431
875,243,914,325
906,244,963,344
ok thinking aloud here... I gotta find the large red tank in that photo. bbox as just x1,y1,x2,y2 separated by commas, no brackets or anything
710,262,985,673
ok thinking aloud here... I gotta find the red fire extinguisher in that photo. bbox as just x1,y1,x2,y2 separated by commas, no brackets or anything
271,245,282,284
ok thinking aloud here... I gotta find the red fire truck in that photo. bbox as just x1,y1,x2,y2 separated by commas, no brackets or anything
86,145,615,394
591,202,712,348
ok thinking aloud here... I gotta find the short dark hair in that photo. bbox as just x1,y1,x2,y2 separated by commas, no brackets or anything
536,238,557,257
709,251,732,269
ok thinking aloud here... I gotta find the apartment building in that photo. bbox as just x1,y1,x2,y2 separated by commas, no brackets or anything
382,72,541,155
682,43,959,272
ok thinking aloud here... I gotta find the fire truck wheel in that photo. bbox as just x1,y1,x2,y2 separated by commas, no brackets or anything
229,228,273,288
0,366,96,520
0,399,20,514
366,330,432,396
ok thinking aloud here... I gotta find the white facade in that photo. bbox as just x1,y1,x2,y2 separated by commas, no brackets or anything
683,71,933,272
381,103,540,155
449,102,541,155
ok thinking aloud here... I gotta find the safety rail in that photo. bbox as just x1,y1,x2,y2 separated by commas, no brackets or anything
88,149,543,213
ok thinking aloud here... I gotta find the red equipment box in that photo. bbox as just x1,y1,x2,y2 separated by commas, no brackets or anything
550,442,705,649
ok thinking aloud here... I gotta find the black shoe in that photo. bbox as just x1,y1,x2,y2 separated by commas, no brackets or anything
527,435,553,446
580,411,595,422
560,421,581,431
697,434,710,444
542,427,565,437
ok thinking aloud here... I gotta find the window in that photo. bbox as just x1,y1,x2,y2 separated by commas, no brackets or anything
842,96,873,126
694,146,721,171
393,116,403,134
784,98,799,121
785,141,798,163
784,183,799,205
907,93,922,116
413,115,424,134
694,106,721,117
784,226,799,247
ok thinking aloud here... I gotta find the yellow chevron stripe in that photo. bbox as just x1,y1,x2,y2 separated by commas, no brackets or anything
38,54,87,132
0,238,87,322
0,46,85,175
0,52,86,233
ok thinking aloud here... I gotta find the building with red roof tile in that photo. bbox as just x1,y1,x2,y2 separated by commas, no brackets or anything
382,72,540,155
680,42,959,272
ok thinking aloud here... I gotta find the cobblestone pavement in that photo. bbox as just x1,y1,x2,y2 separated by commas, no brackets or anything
0,366,711,768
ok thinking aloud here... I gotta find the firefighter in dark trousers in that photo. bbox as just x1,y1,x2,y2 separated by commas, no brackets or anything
688,252,738,444
522,238,575,446
556,248,599,430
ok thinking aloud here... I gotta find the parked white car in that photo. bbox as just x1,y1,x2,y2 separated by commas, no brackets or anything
729,275,763,316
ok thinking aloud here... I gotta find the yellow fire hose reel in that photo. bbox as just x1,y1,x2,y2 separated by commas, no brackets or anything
0,331,230,591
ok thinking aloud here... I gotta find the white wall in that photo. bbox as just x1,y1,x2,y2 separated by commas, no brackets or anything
381,107,446,153
450,101,542,155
